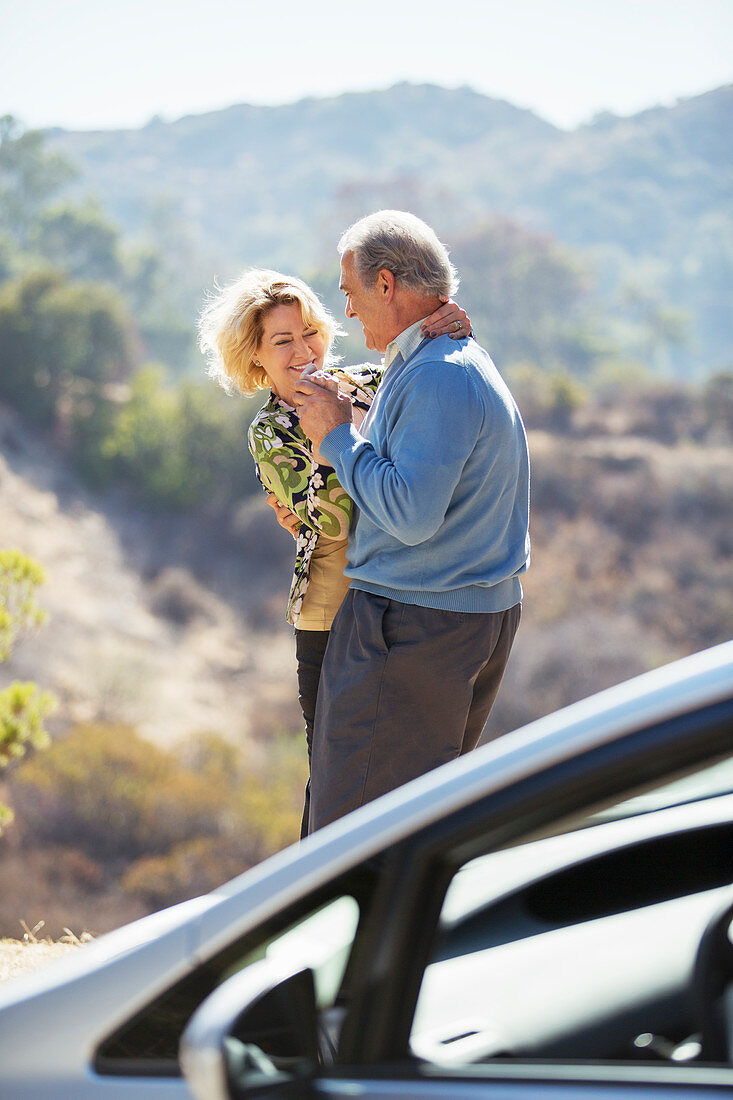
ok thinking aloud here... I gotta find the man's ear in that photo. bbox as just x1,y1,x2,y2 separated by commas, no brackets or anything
377,269,396,302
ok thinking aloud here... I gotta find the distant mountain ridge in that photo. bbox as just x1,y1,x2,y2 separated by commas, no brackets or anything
48,81,733,375
48,83,560,262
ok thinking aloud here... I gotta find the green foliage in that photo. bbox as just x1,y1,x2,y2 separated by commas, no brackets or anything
437,217,599,374
46,84,733,377
703,372,733,438
0,549,55,832
586,356,654,397
66,387,125,487
120,837,247,908
9,725,308,911
0,682,55,766
507,364,587,431
97,365,259,510
0,549,47,661
236,734,308,857
33,201,123,283
116,732,308,907
0,118,196,390
0,267,135,427
0,262,259,508
13,723,224,861
122,197,202,369
98,366,207,507
0,116,76,248
617,279,691,374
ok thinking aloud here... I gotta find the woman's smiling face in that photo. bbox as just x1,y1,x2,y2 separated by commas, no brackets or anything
257,303,327,406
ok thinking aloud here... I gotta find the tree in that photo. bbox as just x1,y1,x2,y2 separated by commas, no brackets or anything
33,201,123,284
0,266,136,427
100,366,259,510
620,279,690,376
0,116,76,249
0,550,56,831
440,217,598,373
0,118,202,378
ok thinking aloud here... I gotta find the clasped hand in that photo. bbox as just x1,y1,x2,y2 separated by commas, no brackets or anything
293,374,353,449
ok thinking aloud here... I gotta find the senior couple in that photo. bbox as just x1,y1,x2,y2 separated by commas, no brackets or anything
201,210,530,836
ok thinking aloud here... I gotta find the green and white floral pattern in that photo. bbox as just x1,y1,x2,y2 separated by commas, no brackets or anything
248,364,382,625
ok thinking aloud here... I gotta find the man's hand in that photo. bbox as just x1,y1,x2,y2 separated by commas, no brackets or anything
266,493,300,538
294,375,353,450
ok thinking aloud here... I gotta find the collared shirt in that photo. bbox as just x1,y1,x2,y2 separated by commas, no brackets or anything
360,319,429,439
384,318,429,373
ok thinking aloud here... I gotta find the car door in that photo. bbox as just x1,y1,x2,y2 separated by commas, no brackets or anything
320,693,733,1099
182,686,733,1099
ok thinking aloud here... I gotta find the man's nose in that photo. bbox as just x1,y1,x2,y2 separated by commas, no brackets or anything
345,299,356,319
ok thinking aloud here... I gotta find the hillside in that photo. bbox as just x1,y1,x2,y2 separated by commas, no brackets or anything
0,402,300,747
47,82,733,376
49,84,558,267
1,380,730,753
0,378,730,936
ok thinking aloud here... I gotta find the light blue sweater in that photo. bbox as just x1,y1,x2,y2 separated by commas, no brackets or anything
319,334,530,613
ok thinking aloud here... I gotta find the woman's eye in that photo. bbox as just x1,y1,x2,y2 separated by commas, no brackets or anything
304,329,318,338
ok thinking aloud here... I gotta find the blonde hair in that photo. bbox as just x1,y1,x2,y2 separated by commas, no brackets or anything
199,269,342,396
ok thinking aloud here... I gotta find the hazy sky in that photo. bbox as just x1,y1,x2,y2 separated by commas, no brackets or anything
2,0,732,132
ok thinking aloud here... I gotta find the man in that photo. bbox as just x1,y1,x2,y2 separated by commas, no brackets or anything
295,210,530,833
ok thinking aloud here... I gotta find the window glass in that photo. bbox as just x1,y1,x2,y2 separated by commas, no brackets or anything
96,877,365,1076
223,895,360,1009
594,754,733,822
411,750,733,1071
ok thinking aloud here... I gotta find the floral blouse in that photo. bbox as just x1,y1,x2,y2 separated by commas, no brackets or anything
248,363,383,626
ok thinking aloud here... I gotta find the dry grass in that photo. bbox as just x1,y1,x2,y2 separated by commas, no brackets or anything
0,921,91,983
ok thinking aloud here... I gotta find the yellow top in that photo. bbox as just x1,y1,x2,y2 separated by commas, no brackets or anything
296,537,351,630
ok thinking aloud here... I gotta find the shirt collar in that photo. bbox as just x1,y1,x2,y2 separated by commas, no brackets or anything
384,318,428,372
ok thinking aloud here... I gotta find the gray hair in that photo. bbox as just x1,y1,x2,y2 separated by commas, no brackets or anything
338,210,459,298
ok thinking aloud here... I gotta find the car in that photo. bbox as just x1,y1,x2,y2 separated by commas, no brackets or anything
0,641,732,1100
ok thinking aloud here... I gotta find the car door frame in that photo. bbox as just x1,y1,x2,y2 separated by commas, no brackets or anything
328,694,733,1091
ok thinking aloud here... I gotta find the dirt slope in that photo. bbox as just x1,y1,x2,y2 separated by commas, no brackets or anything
0,405,299,747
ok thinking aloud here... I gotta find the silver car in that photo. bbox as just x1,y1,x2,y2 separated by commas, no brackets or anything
1,641,732,1100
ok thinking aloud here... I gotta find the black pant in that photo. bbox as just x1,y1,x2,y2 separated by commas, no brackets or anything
309,591,521,833
294,628,330,839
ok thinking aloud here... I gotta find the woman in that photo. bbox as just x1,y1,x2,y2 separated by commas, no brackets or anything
199,269,471,834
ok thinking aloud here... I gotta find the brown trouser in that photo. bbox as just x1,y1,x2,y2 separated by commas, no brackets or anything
308,589,521,833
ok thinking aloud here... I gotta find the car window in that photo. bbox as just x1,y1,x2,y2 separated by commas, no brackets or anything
410,763,733,1072
223,895,360,1010
593,754,733,822
95,877,365,1077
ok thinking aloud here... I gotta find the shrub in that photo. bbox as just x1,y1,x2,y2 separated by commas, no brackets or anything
11,723,225,861
0,548,47,661
121,837,249,908
235,734,308,862
3,723,309,922
99,366,259,512
148,567,214,626
0,548,55,832
506,363,586,432
0,682,55,766
0,268,134,428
